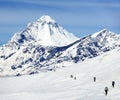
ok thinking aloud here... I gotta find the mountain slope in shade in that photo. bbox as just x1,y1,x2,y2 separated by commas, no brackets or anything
10,15,78,46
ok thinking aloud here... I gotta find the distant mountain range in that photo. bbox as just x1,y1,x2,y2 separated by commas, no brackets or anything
0,15,120,76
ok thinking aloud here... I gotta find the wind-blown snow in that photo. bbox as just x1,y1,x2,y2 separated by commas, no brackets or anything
0,48,120,100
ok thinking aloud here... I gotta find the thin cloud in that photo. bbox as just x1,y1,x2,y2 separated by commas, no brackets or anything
0,0,119,43
10,0,120,8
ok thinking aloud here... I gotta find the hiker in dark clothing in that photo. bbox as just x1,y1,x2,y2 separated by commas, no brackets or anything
104,87,109,96
112,81,115,88
70,75,73,78
74,76,76,80
94,77,96,82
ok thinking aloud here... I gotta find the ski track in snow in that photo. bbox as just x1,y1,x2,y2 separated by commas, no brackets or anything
0,48,120,100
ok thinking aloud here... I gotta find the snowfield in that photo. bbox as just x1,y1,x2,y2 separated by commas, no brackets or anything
0,48,120,100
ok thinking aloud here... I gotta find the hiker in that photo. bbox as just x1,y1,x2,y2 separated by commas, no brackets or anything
74,76,76,80
104,86,109,96
70,75,73,78
112,81,115,88
94,77,96,82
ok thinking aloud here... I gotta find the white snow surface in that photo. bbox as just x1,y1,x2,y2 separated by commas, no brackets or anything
0,48,120,100
10,15,78,46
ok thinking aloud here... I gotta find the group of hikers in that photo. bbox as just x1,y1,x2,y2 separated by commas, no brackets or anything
70,75,116,96
104,81,115,96
70,74,76,80
93,77,115,96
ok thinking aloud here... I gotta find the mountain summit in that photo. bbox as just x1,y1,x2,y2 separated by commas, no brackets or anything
10,15,78,46
91,29,120,48
37,15,56,23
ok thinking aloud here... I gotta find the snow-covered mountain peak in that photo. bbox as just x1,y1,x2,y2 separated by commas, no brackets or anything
10,15,78,46
37,15,56,23
91,29,120,41
90,29,120,48
0,27,120,76
91,29,110,38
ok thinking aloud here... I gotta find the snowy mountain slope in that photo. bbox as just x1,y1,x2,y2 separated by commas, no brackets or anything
61,29,120,62
0,48,120,100
10,15,78,46
91,29,120,48
0,15,78,76
0,27,120,76
0,15,120,76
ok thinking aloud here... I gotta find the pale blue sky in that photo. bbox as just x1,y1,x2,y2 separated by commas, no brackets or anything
0,0,120,45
